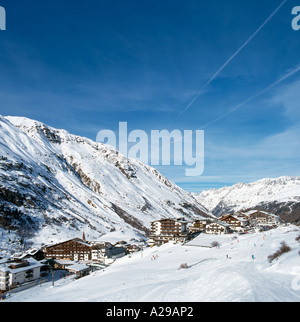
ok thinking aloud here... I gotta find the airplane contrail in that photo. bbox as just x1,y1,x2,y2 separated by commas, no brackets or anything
171,63,300,146
201,63,300,128
175,0,289,120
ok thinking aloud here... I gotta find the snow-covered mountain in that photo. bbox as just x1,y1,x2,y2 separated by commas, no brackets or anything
194,177,300,223
0,115,211,255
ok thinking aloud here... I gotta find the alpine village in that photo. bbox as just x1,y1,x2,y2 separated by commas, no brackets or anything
0,209,283,296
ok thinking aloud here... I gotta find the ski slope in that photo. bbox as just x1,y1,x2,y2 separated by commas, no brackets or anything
5,226,300,302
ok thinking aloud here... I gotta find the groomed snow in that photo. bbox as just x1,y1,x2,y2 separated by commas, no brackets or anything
5,226,300,302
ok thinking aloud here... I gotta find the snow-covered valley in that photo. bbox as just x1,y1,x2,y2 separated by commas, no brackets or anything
0,115,210,256
1,115,300,303
5,226,300,302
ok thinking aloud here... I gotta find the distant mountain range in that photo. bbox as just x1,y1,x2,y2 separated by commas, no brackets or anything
194,176,300,224
1,115,299,257
0,115,211,256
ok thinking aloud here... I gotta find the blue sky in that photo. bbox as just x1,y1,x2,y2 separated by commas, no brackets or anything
0,0,300,192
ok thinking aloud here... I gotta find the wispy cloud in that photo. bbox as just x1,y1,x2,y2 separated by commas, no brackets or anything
270,79,300,121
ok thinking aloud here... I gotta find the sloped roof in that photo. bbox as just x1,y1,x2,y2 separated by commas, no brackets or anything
45,238,91,249
67,263,90,272
207,220,230,227
0,258,44,274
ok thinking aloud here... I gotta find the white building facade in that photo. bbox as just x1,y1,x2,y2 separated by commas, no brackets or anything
0,258,43,291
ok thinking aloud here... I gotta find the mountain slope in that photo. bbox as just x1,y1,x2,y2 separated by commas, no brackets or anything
5,226,300,302
194,177,300,223
0,115,211,255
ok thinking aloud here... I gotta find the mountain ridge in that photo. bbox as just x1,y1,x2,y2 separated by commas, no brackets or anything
194,176,300,224
0,115,211,256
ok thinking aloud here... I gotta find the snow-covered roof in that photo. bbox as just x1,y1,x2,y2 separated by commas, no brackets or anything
26,248,41,255
153,217,189,224
0,258,44,274
54,259,75,265
11,248,42,260
67,263,90,272
231,215,249,222
242,210,278,219
207,221,230,227
45,238,91,249
243,210,258,215
0,257,10,264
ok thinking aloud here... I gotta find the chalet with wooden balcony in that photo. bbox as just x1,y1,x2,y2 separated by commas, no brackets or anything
205,221,231,235
219,214,249,232
189,219,212,233
43,238,95,261
43,238,126,264
243,210,279,226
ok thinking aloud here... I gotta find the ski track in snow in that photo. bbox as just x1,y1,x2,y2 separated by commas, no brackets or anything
5,226,300,302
